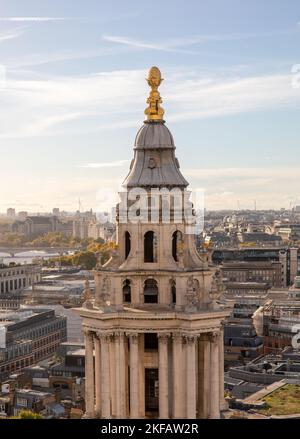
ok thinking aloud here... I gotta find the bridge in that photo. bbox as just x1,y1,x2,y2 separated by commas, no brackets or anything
0,247,78,258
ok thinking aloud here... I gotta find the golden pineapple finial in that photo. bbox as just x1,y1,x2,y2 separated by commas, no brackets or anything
144,66,165,122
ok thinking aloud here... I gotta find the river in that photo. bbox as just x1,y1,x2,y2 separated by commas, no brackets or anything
0,250,63,265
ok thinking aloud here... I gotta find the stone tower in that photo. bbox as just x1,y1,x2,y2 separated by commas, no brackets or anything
75,67,229,419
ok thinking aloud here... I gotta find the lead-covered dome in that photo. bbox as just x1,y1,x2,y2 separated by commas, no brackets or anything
123,121,188,189
122,67,188,189
134,122,174,149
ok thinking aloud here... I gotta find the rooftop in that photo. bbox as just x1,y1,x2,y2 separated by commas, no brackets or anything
15,388,52,398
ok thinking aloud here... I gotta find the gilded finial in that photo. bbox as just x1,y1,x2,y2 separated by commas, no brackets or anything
144,66,165,122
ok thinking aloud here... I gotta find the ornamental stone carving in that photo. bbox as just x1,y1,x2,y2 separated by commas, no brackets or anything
185,275,199,312
95,251,103,270
128,333,139,344
82,278,94,309
83,328,94,339
158,333,170,344
209,331,220,343
209,269,224,305
148,157,157,169
184,334,198,344
100,275,111,305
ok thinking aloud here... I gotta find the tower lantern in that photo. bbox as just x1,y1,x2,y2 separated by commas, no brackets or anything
74,67,229,419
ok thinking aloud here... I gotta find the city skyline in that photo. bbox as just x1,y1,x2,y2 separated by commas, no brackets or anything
1,0,300,212
2,1,300,425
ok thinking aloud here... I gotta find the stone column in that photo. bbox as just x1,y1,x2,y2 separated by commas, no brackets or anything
94,333,101,417
198,334,211,418
114,332,120,417
129,333,139,418
219,325,227,410
84,330,95,418
109,335,116,417
115,332,126,418
100,334,111,418
120,333,127,417
209,332,220,419
138,334,145,417
172,333,184,418
158,333,169,418
186,335,197,419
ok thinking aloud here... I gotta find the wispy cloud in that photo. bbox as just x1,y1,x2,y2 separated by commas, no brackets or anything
0,28,23,43
0,13,141,24
184,167,300,179
0,68,299,139
5,47,129,69
5,27,298,68
102,35,193,53
23,112,88,136
103,28,300,53
182,166,300,210
0,17,66,22
3,166,299,211
81,160,130,168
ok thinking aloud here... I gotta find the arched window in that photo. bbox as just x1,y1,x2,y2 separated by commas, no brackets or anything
144,231,157,263
172,230,183,262
170,279,176,305
123,279,131,303
144,279,158,303
125,231,131,259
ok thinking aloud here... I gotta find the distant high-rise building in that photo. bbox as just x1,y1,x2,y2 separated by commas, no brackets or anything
6,208,15,218
52,208,60,216
110,206,116,223
18,211,28,221
0,264,41,295
12,216,59,239
72,218,89,239
0,308,67,381
87,220,115,241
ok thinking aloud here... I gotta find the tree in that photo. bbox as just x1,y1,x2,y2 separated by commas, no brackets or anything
71,251,97,270
48,240,118,269
87,241,117,264
0,232,26,247
10,409,43,419
29,232,70,248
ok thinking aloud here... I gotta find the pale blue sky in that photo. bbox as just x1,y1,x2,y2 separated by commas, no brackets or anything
0,0,300,212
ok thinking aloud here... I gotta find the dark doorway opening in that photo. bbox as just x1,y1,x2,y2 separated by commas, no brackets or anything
144,333,158,351
145,368,159,412
125,231,131,259
171,280,176,304
172,231,178,261
123,279,131,303
144,231,155,262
